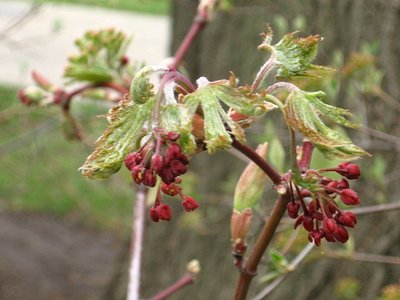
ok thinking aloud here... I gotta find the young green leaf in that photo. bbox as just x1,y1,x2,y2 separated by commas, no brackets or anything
80,96,155,179
283,89,369,160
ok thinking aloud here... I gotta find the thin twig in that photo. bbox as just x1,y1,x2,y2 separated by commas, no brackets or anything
350,201,400,215
252,243,314,300
231,138,282,185
127,186,147,300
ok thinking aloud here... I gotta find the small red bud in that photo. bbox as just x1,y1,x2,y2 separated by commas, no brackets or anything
131,165,144,184
309,230,324,246
287,201,300,219
300,189,311,198
143,169,156,187
336,178,350,190
303,215,314,232
294,215,304,229
167,132,180,141
157,204,172,221
161,182,181,196
161,168,176,184
170,159,187,176
120,55,129,66
166,143,181,159
124,153,142,170
340,189,360,205
182,196,199,212
151,155,164,172
326,181,338,194
178,153,189,165
149,207,159,222
337,211,357,228
334,225,349,243
322,217,337,234
337,162,361,180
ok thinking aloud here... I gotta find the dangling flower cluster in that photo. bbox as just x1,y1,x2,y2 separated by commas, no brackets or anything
124,131,199,222
287,162,361,246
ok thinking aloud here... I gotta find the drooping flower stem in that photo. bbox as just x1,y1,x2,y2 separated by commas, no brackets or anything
233,194,291,300
127,186,147,300
231,138,282,185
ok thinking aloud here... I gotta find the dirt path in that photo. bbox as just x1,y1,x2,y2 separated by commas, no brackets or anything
0,212,122,300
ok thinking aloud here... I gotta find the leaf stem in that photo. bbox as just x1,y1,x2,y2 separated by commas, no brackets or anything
150,272,195,300
251,49,276,91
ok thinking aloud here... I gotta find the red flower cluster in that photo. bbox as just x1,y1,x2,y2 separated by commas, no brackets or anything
124,131,199,222
287,162,361,246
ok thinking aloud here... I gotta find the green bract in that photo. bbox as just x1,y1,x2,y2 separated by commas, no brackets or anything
64,28,130,83
80,96,155,179
183,78,276,153
283,89,369,160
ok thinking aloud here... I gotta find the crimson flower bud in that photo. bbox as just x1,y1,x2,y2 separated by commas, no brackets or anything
303,215,314,232
143,169,156,187
325,233,335,242
149,207,159,222
170,160,187,176
334,225,349,243
336,178,350,190
337,162,361,180
326,181,338,194
131,165,144,184
161,182,181,196
151,155,164,172
120,55,129,66
182,196,199,212
340,189,360,205
167,131,180,141
294,215,304,229
161,168,175,184
166,143,181,159
157,204,172,221
287,201,300,219
309,230,324,246
322,217,337,234
337,211,357,228
124,152,142,170
178,153,189,165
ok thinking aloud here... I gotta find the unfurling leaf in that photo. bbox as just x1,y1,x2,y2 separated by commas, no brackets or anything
80,96,155,179
283,89,369,160
183,77,276,153
130,66,167,104
64,28,131,83
260,32,333,80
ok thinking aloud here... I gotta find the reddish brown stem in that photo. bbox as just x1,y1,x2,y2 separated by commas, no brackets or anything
150,273,195,300
62,82,129,110
231,138,282,185
168,9,208,69
233,194,290,300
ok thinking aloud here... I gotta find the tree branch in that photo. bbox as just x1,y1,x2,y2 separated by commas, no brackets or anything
127,186,147,300
233,194,290,300
231,138,282,185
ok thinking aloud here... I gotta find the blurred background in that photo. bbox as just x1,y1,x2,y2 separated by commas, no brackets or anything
1,0,399,299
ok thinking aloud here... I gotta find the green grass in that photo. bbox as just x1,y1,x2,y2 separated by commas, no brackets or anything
0,85,135,230
38,0,169,15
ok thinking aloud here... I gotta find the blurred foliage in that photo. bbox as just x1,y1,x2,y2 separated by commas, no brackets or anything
36,0,169,15
379,282,400,300
0,84,134,230
335,277,361,300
